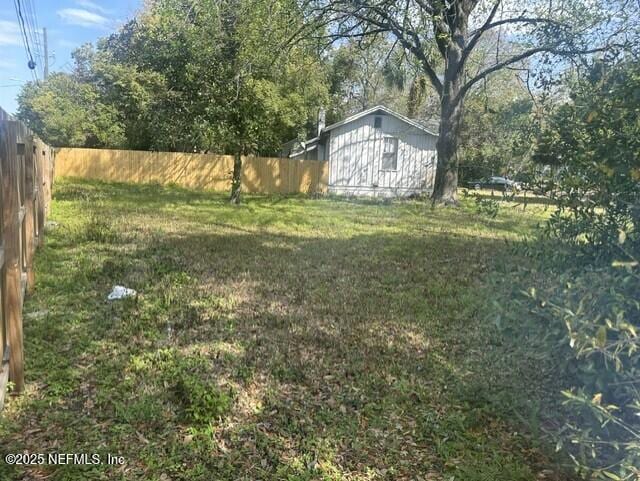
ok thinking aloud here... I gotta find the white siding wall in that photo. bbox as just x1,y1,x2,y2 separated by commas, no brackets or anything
328,113,437,197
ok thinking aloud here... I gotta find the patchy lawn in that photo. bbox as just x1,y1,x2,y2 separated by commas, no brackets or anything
1,179,568,480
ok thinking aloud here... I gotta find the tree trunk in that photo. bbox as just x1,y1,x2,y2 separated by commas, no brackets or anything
430,7,468,206
431,98,463,205
230,151,242,204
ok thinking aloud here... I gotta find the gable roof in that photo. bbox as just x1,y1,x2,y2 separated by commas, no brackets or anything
282,105,438,158
322,105,438,137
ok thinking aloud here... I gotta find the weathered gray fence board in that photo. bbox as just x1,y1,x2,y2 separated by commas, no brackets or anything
0,106,54,408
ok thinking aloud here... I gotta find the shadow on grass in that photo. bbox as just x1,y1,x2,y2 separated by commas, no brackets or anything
0,180,572,481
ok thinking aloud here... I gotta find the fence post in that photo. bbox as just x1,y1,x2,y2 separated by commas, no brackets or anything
35,141,45,247
24,138,36,292
0,121,24,393
0,124,6,395
43,147,52,216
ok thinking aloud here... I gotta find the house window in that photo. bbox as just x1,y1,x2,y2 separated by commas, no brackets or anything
381,137,398,170
374,116,382,129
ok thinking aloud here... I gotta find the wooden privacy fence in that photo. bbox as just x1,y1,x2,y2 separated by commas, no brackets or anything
0,108,55,409
56,148,329,194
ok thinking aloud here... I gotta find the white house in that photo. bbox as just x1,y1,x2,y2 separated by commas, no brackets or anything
282,105,438,197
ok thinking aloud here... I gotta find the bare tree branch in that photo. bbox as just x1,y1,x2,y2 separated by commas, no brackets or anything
480,16,569,32
458,0,502,75
456,43,622,106
346,2,445,95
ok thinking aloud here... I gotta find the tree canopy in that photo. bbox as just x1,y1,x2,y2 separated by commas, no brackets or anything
18,0,329,156
17,72,124,148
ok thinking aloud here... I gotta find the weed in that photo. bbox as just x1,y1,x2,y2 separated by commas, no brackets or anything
83,210,119,243
174,374,232,424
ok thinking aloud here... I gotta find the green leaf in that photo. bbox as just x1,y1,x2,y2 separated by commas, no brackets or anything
602,471,622,480
617,229,626,245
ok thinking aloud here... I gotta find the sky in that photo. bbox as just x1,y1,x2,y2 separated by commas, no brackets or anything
0,0,141,114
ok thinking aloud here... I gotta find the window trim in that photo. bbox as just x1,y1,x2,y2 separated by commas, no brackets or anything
380,136,398,171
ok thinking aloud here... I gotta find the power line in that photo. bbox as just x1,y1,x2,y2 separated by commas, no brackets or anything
23,0,44,78
22,1,37,53
24,0,43,78
13,0,38,82
13,0,39,83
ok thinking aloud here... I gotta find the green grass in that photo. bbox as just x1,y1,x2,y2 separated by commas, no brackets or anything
0,179,571,480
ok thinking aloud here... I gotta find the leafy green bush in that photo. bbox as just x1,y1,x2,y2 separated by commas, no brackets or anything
534,60,640,257
462,190,501,218
525,60,640,479
475,196,500,218
525,263,639,479
174,373,232,424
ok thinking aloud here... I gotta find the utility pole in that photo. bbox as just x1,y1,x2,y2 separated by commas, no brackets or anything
43,28,48,79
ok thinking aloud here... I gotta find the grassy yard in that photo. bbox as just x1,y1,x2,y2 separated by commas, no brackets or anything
1,179,568,481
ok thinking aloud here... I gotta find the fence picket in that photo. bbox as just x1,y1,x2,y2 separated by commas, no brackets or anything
0,108,54,408
56,148,329,195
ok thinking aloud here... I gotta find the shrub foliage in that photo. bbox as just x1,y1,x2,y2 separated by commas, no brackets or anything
529,60,640,479
535,61,640,254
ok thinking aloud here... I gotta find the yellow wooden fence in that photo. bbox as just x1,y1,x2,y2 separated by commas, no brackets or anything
55,148,329,194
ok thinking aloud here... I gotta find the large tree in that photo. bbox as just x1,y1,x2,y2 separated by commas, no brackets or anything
94,0,328,158
17,0,329,203
17,72,125,148
303,0,634,204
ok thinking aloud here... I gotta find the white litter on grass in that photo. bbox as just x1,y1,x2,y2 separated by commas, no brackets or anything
107,285,137,300
25,310,49,320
